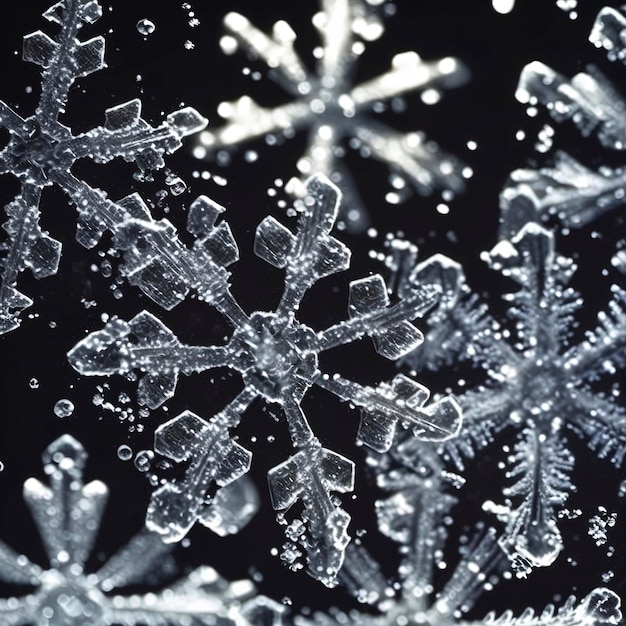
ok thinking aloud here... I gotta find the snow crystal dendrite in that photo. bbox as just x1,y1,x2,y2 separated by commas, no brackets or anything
194,0,470,231
68,174,462,586
0,0,206,333
392,222,626,578
0,433,283,626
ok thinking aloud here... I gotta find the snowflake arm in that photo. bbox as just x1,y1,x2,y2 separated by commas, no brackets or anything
315,273,438,355
500,153,626,235
28,0,105,131
316,373,461,452
484,428,574,578
255,175,351,315
146,398,256,542
268,438,354,587
68,311,235,409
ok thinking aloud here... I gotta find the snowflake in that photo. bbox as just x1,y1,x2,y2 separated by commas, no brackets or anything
67,174,462,587
295,434,622,625
500,5,626,236
392,222,626,577
0,0,207,333
193,0,470,232
0,433,283,626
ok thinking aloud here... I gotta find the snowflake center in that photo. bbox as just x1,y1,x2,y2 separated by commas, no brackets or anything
12,121,60,170
39,572,105,626
519,358,565,416
233,311,318,401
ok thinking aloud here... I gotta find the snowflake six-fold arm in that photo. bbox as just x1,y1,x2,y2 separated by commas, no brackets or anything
67,174,462,587
193,0,470,232
0,0,206,333
393,221,626,578
0,433,283,626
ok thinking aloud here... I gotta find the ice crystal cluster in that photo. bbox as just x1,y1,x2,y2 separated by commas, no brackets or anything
0,0,206,333
394,221,626,578
194,0,470,231
68,174,462,587
0,433,283,625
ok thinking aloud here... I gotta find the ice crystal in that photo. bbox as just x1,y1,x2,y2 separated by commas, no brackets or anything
500,5,626,234
394,222,626,577
297,436,622,625
67,174,462,586
0,434,283,626
194,0,470,232
0,0,207,333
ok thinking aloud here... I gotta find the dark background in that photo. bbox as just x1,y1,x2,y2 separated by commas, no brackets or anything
1,0,625,621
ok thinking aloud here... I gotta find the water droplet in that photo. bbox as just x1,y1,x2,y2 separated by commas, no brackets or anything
117,444,133,461
492,0,515,14
29,378,39,389
53,399,75,418
134,449,154,472
136,18,156,36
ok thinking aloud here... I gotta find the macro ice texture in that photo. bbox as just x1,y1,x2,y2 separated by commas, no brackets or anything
296,434,622,626
0,434,283,626
500,5,626,235
0,0,206,333
194,0,470,232
68,174,462,587
391,222,626,577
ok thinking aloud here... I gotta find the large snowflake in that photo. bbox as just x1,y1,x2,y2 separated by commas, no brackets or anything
0,0,206,333
295,434,622,626
500,5,626,235
193,0,470,232
393,222,626,577
0,433,283,626
67,174,462,587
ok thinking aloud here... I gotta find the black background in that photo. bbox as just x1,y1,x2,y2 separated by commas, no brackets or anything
1,0,626,621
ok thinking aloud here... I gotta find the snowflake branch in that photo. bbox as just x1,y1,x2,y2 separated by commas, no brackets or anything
317,373,461,452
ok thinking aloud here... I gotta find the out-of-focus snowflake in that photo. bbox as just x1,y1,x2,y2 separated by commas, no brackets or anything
0,0,206,333
194,0,470,232
390,222,626,577
0,433,283,626
295,434,622,625
500,5,626,237
67,174,462,586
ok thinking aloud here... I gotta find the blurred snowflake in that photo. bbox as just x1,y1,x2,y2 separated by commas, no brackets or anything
500,5,626,236
390,222,626,577
0,433,283,625
194,0,470,232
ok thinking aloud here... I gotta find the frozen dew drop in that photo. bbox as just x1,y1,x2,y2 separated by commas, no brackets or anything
492,0,515,14
29,377,39,389
136,18,156,36
53,399,75,418
117,444,133,461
